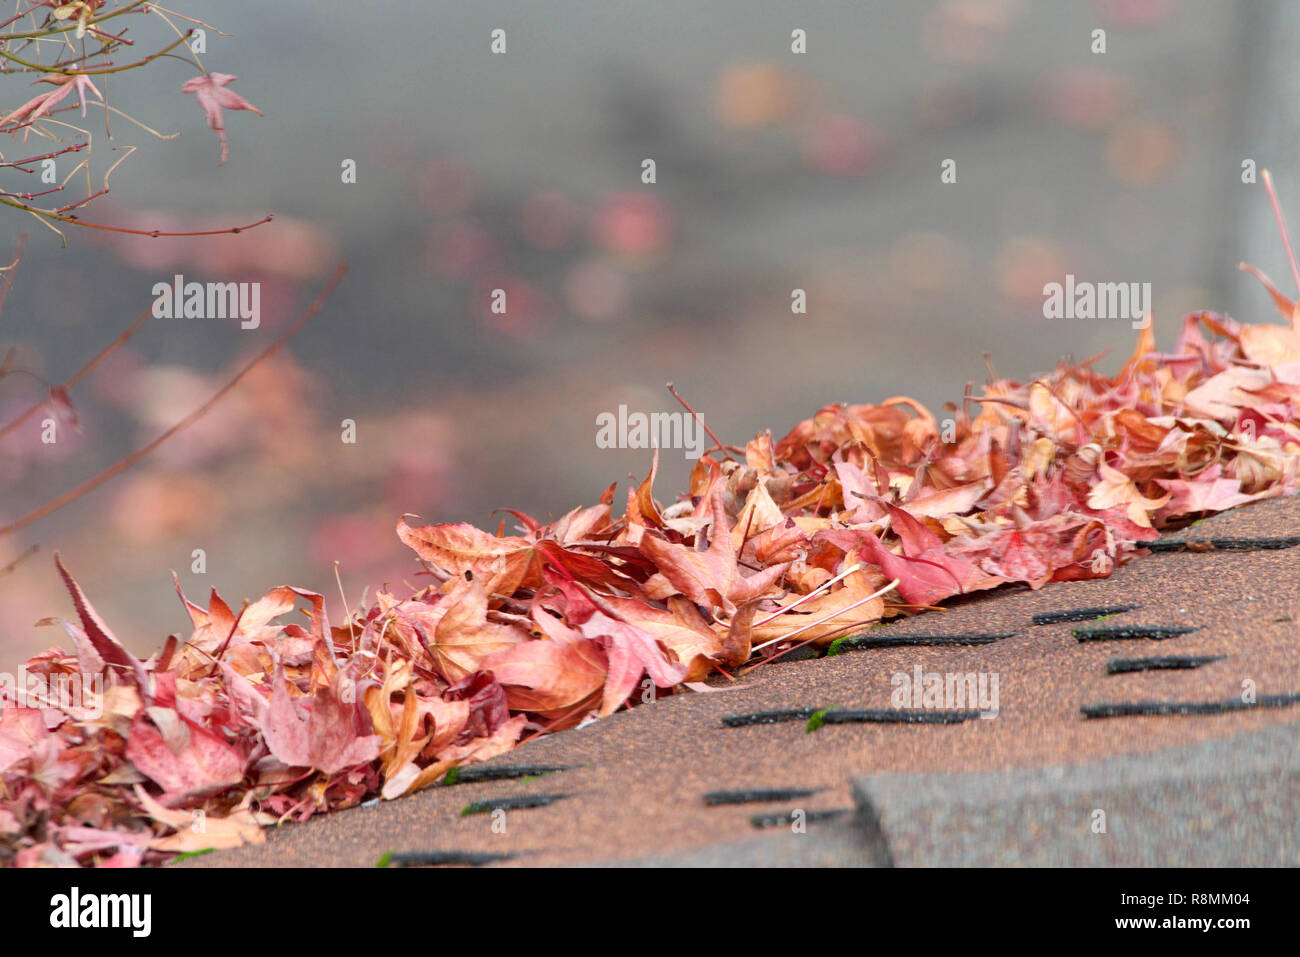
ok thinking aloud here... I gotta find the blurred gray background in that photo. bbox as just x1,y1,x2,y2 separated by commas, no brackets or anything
1,0,1291,659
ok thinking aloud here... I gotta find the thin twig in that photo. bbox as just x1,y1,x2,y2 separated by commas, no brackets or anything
0,231,24,315
1262,169,1300,300
0,542,38,578
667,381,733,461
749,578,899,655
0,196,273,237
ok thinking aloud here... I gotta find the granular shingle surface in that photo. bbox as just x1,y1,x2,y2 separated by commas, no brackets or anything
197,496,1300,867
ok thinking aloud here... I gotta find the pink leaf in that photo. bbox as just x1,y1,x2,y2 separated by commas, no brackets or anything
180,73,263,165
125,710,245,795
259,669,381,775
53,554,148,688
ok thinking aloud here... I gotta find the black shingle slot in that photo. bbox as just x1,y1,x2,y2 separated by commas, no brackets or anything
1081,691,1300,719
830,632,1014,652
725,707,984,727
1105,655,1225,674
1073,625,1198,642
704,788,821,806
750,808,849,829
387,850,515,867
722,709,818,727
1146,539,1203,553
461,793,570,816
1147,536,1300,553
1032,606,1136,625
1209,536,1300,550
445,764,568,785
822,708,983,725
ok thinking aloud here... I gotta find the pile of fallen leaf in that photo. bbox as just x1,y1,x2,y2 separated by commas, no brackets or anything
3,284,1300,864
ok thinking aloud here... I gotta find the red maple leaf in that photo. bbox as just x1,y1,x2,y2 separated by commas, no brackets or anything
639,479,790,615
